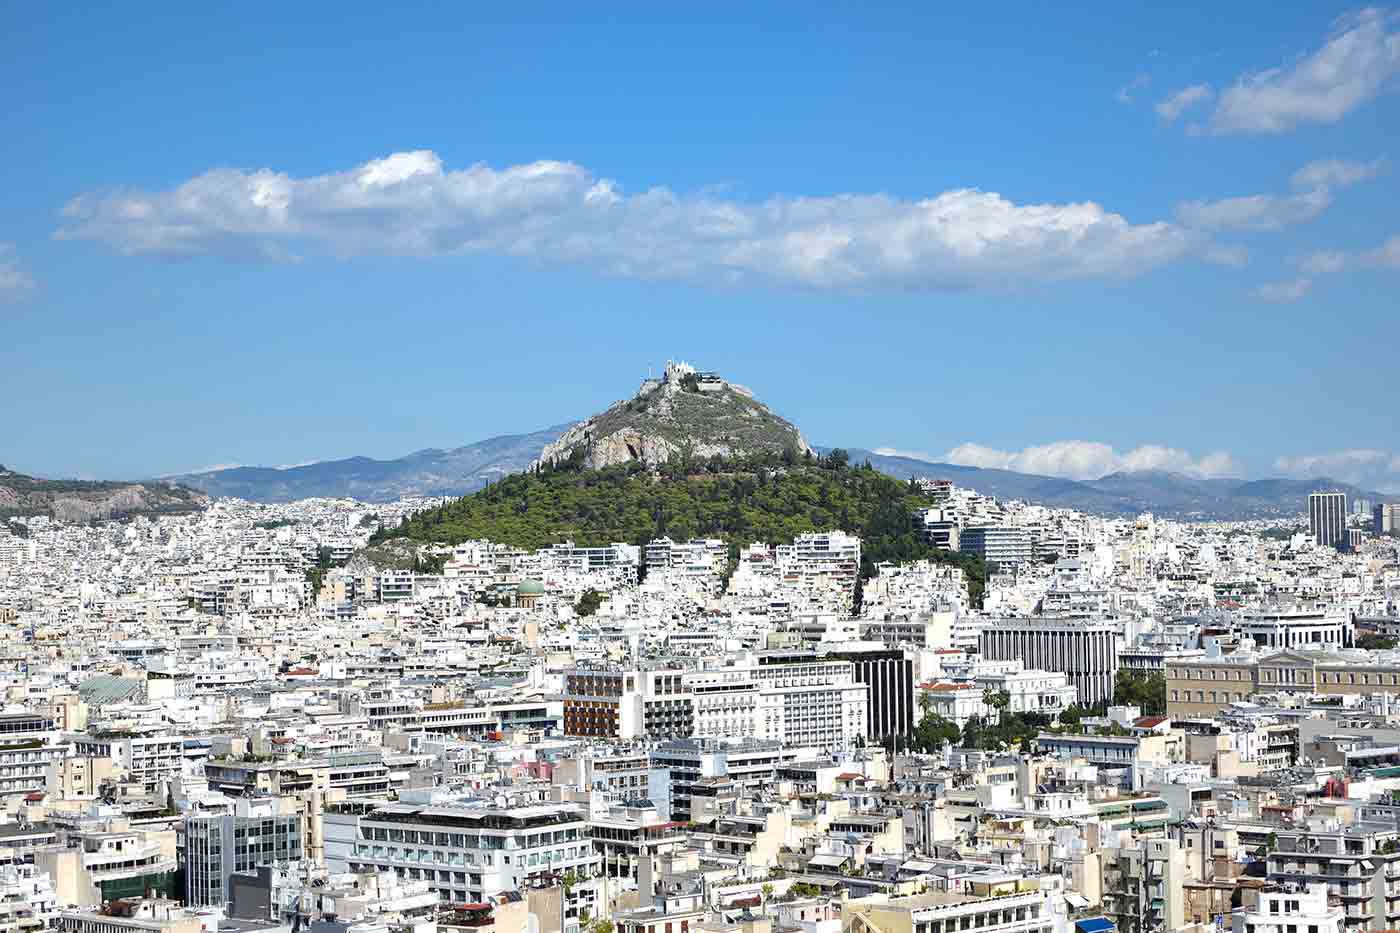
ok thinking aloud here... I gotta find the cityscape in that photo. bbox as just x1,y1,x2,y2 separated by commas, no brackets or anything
5,7,1400,933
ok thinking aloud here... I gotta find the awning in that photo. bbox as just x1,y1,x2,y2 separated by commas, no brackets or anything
1065,893,1091,909
1076,919,1116,933
809,854,850,868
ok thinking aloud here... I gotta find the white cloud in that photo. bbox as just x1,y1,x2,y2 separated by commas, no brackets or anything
1282,234,1400,278
1176,188,1331,232
0,243,35,301
939,440,1241,481
1275,449,1400,492
1203,244,1250,267
939,443,1021,471
1300,250,1347,275
1156,83,1214,121
1250,277,1312,302
55,150,1200,292
1117,73,1152,104
1208,8,1400,134
871,447,938,462
1176,155,1382,236
161,462,245,477
1365,234,1400,267
1290,157,1389,190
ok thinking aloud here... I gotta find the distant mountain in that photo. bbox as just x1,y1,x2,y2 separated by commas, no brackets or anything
534,363,810,470
159,369,1382,520
172,425,571,503
0,465,205,522
830,449,1384,520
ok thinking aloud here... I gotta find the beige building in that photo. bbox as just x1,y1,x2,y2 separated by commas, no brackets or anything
59,899,200,933
47,757,121,800
1167,649,1400,717
843,883,1053,933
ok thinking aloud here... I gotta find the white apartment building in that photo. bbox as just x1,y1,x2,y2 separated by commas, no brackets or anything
688,657,868,749
777,531,862,604
960,526,1034,566
325,801,599,905
1233,883,1342,933
543,541,641,581
0,712,62,799
0,862,57,933
644,537,727,593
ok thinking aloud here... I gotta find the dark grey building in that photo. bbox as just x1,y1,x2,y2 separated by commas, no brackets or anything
1309,490,1347,549
826,644,915,742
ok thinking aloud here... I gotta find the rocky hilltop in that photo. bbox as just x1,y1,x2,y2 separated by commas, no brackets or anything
0,465,206,522
534,362,812,469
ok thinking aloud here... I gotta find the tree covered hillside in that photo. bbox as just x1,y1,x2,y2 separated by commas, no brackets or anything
374,452,986,605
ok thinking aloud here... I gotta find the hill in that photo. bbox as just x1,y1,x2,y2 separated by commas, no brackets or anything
834,449,1385,520
0,465,206,522
172,425,571,503
535,362,810,470
374,452,988,605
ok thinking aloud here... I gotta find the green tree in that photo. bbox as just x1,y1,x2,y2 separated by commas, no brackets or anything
910,712,960,752
1113,670,1166,716
982,688,1011,721
371,456,988,609
575,588,605,617
1057,704,1087,731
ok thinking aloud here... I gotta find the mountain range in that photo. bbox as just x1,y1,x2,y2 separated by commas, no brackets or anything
168,434,1384,522
1,465,206,522
829,449,1383,521
160,371,1385,519
167,424,572,503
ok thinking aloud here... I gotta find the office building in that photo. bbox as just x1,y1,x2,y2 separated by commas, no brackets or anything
822,644,915,742
1309,491,1347,549
1237,607,1353,650
1376,502,1400,536
182,798,304,908
980,619,1119,706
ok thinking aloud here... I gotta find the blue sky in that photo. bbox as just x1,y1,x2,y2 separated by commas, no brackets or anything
4,2,1399,490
